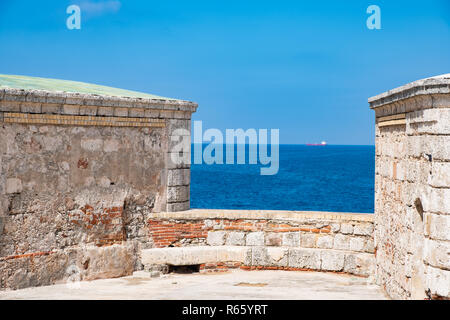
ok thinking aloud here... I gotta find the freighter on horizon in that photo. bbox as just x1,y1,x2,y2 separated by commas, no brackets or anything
306,141,327,146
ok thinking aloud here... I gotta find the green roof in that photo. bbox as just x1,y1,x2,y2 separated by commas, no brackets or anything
0,74,177,100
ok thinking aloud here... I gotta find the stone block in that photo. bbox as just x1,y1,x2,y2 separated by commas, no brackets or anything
226,232,246,246
282,232,300,247
353,223,374,236
333,234,350,251
316,235,333,249
167,169,190,187
288,248,321,270
429,162,450,188
428,214,450,241
114,107,129,117
252,247,288,267
423,238,450,269
246,232,264,246
41,103,61,114
166,201,189,212
207,231,226,246
6,178,22,194
340,223,353,234
79,106,98,116
97,107,114,116
167,186,189,203
300,233,316,248
20,102,41,113
426,188,450,214
343,252,374,277
349,237,366,252
0,101,21,112
62,104,80,115
321,250,345,271
425,265,450,298
265,232,282,246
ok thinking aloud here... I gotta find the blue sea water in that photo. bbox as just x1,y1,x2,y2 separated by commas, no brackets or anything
190,145,375,213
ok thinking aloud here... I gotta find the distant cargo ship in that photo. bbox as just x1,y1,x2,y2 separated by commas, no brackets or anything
306,141,327,146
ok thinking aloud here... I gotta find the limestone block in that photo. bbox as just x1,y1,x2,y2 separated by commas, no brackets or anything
81,244,135,281
167,169,190,187
0,101,21,112
265,232,282,246
343,252,375,277
226,232,246,246
97,107,114,116
166,201,189,212
6,178,22,194
217,246,250,262
114,107,128,117
252,247,289,267
288,248,321,270
354,223,374,236
428,214,450,241
429,136,450,161
349,237,366,252
333,234,351,251
20,102,41,113
423,238,450,270
62,104,80,115
79,106,97,116
426,188,450,214
207,231,226,246
282,232,300,247
316,235,333,249
425,265,450,298
406,108,450,135
321,250,345,271
41,103,60,114
246,232,265,246
300,233,316,248
167,186,189,203
429,162,450,188
340,223,354,234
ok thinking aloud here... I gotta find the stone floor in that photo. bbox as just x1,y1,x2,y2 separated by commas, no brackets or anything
0,270,388,300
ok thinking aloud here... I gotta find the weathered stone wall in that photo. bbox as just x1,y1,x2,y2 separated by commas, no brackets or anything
370,74,450,299
0,88,197,289
144,210,375,277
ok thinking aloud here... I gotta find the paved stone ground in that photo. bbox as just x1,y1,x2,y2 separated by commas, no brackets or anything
0,270,387,300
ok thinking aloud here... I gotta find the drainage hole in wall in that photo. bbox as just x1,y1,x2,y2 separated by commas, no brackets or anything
168,265,200,274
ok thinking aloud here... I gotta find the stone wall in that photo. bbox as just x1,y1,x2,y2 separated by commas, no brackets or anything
144,210,375,277
0,87,197,289
369,74,450,299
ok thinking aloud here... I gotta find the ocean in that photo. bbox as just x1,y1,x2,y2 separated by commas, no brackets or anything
190,144,375,213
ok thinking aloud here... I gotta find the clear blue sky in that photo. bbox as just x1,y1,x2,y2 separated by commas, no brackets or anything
0,0,449,144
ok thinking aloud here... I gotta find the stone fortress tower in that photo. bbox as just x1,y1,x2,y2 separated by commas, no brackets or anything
369,74,450,299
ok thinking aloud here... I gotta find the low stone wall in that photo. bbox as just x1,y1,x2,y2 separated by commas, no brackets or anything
144,210,375,277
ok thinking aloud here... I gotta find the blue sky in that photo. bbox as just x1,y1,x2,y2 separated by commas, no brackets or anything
0,0,449,145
